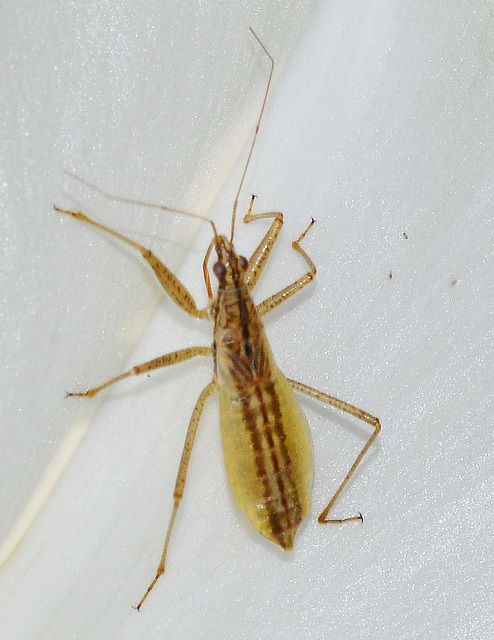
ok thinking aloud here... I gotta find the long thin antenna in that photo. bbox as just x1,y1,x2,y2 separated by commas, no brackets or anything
63,170,218,237
230,28,274,241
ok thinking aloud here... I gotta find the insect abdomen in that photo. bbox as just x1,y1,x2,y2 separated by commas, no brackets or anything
220,366,314,549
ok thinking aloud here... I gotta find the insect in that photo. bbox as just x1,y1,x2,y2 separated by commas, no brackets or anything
55,29,381,610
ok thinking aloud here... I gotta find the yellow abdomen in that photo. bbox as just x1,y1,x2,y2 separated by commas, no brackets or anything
220,365,313,550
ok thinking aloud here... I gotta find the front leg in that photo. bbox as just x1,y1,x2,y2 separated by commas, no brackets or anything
242,195,284,290
54,206,208,319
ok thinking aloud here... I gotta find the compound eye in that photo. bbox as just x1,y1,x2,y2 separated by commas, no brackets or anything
213,262,226,279
239,255,249,270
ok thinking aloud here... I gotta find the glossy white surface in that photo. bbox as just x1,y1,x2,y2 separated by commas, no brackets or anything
1,1,492,638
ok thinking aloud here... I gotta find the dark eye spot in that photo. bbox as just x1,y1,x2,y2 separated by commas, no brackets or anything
213,262,226,279
239,255,249,270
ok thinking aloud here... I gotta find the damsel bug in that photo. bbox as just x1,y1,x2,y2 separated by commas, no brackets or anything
55,29,380,609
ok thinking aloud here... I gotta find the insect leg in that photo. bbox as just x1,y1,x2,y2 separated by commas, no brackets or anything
287,378,380,523
136,379,217,610
200,195,284,297
242,195,284,290
255,218,316,315
67,347,211,398
54,206,208,319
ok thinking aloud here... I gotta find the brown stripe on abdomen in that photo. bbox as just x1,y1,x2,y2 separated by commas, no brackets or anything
241,381,302,548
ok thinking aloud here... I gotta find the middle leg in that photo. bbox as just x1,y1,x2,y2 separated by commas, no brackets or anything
68,346,211,398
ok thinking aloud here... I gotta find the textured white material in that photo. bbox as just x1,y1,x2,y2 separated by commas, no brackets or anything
1,1,492,639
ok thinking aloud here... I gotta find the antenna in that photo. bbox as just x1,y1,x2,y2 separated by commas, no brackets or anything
230,28,274,241
63,170,218,238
